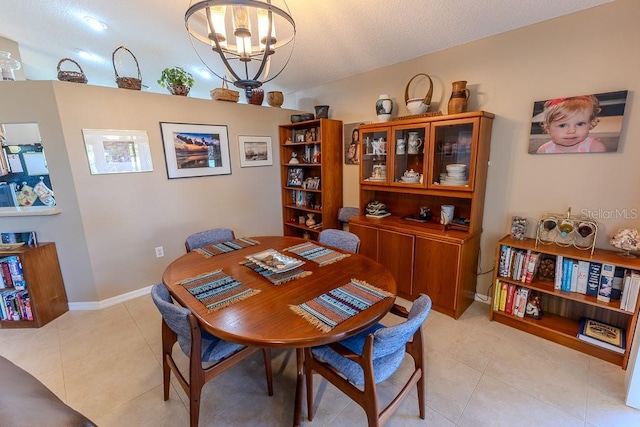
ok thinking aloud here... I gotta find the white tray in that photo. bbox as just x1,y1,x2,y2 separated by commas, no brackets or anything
246,249,305,273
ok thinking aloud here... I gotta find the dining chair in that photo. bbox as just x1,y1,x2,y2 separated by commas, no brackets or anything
150,284,273,427
184,227,235,252
338,206,359,229
304,294,432,427
318,229,361,253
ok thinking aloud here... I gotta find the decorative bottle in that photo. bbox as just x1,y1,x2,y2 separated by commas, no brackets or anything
375,94,393,122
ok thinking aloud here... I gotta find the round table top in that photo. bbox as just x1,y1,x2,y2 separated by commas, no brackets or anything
162,235,397,348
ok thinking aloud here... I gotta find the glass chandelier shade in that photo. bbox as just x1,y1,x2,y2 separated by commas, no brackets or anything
186,0,295,98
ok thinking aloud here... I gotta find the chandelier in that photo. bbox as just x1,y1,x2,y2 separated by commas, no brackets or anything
185,0,296,98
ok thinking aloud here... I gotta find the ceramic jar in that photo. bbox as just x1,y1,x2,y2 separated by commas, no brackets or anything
447,81,470,114
306,213,316,227
375,94,393,122
267,91,284,107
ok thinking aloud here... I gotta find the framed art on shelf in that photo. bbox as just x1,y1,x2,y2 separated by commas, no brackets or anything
287,168,303,187
160,122,231,179
238,135,273,167
82,129,153,175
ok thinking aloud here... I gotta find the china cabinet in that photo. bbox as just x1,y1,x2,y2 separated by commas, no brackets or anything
350,111,494,318
279,118,343,239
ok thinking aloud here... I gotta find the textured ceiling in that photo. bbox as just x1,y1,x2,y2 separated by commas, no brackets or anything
0,0,613,100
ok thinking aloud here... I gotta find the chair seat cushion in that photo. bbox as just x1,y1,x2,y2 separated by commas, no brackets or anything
311,323,406,386
178,329,246,363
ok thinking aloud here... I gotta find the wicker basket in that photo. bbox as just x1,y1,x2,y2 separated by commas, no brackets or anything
210,78,239,102
112,46,142,90
57,58,88,84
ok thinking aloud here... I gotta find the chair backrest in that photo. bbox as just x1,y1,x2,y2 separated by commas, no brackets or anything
371,294,432,359
151,283,193,354
185,228,235,251
338,207,359,224
318,229,361,253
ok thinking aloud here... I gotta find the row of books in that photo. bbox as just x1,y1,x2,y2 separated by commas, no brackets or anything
555,255,640,312
1,231,37,245
0,289,33,321
498,246,540,284
493,281,541,319
0,255,26,289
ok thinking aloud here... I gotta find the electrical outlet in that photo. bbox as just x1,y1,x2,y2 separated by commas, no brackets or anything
155,246,164,258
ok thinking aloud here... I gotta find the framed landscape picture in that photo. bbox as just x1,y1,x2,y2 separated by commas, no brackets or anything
160,122,231,178
238,135,273,167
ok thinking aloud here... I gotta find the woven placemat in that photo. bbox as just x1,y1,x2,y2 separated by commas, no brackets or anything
194,238,260,258
180,269,259,312
290,279,393,332
284,242,350,266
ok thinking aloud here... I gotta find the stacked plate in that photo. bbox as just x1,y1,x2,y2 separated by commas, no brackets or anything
440,163,468,186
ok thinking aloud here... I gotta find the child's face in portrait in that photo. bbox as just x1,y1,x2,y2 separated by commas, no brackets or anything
547,108,592,148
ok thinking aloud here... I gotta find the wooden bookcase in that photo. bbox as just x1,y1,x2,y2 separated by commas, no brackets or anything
279,118,343,239
0,242,68,328
490,235,640,369
349,111,494,318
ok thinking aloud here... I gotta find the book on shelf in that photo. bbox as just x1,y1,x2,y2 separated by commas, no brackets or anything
576,260,590,294
597,263,615,303
622,270,640,313
611,267,625,301
577,318,626,354
493,279,502,311
554,255,563,290
499,282,508,311
586,262,602,297
561,258,572,292
514,287,530,318
570,260,579,292
0,231,37,246
505,284,517,314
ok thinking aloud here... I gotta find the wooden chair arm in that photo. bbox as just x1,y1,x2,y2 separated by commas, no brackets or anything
390,303,409,319
326,341,362,361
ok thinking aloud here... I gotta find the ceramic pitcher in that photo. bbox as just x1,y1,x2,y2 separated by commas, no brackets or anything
407,132,422,154
447,81,470,114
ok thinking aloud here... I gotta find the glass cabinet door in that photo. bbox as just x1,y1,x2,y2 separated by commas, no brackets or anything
360,128,389,184
428,119,478,191
390,124,428,187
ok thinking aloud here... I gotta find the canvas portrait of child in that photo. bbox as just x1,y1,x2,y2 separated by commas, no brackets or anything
528,90,628,154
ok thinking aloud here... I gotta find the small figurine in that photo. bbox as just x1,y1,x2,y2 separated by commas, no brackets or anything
305,130,313,142
289,152,299,164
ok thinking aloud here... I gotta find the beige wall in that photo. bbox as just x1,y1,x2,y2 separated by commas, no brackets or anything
292,0,640,296
1,81,294,302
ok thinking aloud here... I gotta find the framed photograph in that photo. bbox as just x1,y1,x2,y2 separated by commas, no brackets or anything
287,167,304,187
160,122,231,179
344,122,368,165
528,90,628,154
82,129,153,175
238,135,273,167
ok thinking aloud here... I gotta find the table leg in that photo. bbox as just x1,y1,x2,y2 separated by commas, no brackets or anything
293,347,304,427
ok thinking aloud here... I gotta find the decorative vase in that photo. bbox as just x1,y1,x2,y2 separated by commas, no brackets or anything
168,84,190,96
305,213,316,227
314,105,330,118
375,94,393,122
248,88,264,105
0,51,21,81
267,91,284,107
447,81,470,115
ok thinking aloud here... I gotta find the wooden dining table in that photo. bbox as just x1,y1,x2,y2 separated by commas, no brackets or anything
162,235,397,426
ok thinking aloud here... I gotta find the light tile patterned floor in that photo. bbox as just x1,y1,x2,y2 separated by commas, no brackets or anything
1,296,639,426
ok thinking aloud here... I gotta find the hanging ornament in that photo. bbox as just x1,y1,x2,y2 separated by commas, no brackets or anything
34,177,56,206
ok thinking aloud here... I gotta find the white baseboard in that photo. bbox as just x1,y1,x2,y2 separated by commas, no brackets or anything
68,285,153,310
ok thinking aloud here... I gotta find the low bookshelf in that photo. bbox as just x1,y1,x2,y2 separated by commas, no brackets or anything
489,235,640,369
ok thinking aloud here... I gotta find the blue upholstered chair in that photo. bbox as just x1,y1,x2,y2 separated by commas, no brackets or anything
338,206,360,228
304,294,432,427
318,229,361,253
184,228,235,252
151,284,273,427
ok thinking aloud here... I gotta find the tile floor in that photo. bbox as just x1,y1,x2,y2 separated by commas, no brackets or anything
1,296,640,426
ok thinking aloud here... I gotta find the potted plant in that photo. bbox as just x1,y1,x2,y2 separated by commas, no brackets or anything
157,66,195,96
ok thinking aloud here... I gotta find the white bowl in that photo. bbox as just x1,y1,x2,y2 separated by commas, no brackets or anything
406,98,429,115
446,163,467,172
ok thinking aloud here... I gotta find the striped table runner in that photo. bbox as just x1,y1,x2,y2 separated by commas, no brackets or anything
241,260,312,285
285,242,350,266
194,238,260,258
290,279,393,332
180,269,259,312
